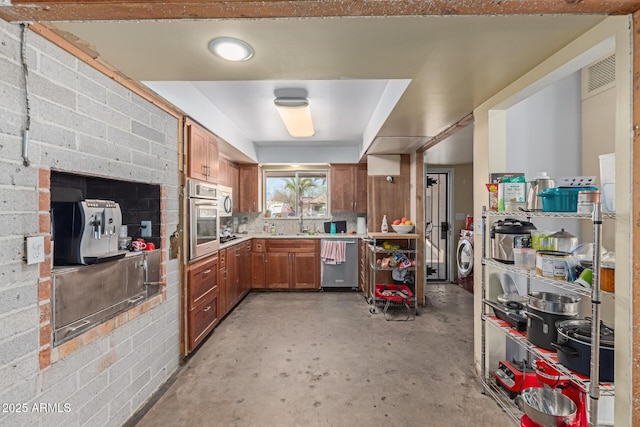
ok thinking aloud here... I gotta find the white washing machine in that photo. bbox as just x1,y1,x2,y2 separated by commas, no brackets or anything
456,229,474,293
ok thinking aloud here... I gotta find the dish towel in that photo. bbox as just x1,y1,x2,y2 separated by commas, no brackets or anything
321,240,347,264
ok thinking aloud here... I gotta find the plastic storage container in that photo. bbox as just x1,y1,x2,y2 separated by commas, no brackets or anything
513,248,536,270
599,153,615,212
537,187,598,212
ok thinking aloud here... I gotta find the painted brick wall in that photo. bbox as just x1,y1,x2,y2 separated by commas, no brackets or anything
0,20,181,427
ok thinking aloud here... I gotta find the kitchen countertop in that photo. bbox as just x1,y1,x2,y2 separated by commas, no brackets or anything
219,233,368,249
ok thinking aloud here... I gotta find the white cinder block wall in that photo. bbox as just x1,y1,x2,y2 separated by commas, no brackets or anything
0,20,181,427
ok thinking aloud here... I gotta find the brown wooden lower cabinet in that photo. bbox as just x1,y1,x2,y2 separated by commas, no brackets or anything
251,239,266,289
185,238,323,352
224,241,251,312
188,286,219,351
218,248,228,316
187,254,219,352
240,241,252,294
265,252,290,289
264,239,319,289
226,243,239,312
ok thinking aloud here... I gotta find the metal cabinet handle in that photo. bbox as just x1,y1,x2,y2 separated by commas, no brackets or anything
203,305,211,312
202,269,211,275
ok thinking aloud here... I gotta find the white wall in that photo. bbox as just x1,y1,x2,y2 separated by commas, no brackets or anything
505,71,582,177
0,20,181,427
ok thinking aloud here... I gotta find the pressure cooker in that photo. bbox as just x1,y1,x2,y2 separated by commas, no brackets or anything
491,218,537,264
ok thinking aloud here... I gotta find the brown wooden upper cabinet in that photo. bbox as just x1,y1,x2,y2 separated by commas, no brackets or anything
186,119,219,183
218,156,240,193
238,164,260,212
330,163,367,213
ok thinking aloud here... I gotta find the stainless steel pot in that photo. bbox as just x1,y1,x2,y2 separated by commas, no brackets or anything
528,291,580,315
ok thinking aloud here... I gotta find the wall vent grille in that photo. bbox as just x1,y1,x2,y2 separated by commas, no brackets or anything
586,54,615,94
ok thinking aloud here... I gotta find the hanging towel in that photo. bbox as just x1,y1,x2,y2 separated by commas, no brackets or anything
321,240,347,264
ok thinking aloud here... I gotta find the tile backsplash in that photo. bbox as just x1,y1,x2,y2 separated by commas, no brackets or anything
221,213,364,235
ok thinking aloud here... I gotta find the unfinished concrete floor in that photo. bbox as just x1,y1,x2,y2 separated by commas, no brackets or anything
131,284,511,427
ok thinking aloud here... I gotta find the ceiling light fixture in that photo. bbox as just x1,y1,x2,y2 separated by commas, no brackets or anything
208,37,254,62
274,97,315,138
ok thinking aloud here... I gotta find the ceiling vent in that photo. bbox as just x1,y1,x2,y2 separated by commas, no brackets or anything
582,54,615,100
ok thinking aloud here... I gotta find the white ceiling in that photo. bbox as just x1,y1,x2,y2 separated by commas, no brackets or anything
53,14,606,164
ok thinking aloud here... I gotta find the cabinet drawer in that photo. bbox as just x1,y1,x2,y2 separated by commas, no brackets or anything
252,239,265,252
189,287,219,350
266,239,317,253
188,255,218,306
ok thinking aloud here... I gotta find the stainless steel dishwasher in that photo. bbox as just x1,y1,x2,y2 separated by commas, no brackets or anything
320,238,358,290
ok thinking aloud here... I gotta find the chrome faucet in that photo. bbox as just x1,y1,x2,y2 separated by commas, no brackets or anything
298,199,307,233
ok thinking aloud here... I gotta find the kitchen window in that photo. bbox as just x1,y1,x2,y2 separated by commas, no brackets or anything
263,169,328,218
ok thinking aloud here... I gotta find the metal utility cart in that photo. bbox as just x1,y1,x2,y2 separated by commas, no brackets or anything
366,232,419,320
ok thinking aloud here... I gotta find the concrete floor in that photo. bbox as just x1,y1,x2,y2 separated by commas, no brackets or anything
131,284,512,427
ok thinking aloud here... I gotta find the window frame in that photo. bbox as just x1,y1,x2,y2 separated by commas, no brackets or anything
262,166,330,219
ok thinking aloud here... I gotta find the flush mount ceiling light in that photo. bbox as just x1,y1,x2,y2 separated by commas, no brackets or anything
273,97,315,138
208,37,254,62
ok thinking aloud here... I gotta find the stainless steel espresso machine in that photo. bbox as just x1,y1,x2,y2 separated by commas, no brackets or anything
52,199,125,265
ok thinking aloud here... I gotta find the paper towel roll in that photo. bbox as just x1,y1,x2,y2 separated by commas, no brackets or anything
357,217,367,234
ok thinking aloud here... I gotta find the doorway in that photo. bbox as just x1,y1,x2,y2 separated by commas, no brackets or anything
423,169,453,284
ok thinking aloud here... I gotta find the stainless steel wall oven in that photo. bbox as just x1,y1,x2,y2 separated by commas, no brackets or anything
188,179,219,261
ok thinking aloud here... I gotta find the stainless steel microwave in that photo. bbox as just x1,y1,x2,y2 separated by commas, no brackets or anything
219,185,233,217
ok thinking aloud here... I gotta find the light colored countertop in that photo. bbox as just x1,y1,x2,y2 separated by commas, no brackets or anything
367,232,418,239
219,233,368,249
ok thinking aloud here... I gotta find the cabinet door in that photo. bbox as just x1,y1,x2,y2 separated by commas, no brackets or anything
218,157,228,186
238,164,259,212
228,162,239,200
217,249,228,316
239,241,252,296
251,252,266,288
355,163,368,213
331,164,357,213
265,252,290,289
187,122,208,182
227,244,240,308
292,252,319,289
206,133,219,182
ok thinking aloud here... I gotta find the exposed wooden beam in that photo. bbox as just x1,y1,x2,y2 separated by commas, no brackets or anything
2,0,640,22
416,113,474,154
415,151,424,307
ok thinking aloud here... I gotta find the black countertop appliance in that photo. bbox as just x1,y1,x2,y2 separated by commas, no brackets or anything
324,220,347,234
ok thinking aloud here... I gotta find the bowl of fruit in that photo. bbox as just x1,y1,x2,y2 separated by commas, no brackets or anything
391,218,414,233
